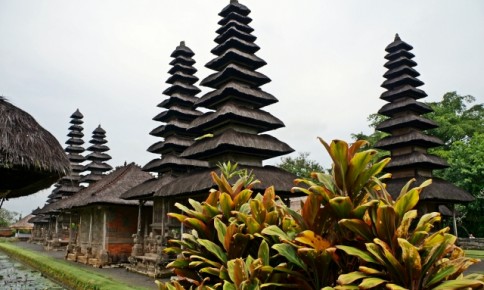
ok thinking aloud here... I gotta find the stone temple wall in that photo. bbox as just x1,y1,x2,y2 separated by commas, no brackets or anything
458,238,484,250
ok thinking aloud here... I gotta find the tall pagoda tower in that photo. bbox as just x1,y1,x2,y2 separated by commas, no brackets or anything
47,109,86,203
375,34,474,214
81,125,112,185
143,41,208,177
181,0,293,166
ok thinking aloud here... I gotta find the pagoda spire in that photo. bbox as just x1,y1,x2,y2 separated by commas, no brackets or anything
143,41,208,175
374,34,474,209
47,109,86,203
375,35,447,177
181,0,293,166
81,125,112,184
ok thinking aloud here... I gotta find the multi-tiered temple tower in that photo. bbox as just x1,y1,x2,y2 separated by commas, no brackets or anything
181,0,293,166
47,109,86,203
143,41,208,176
375,34,474,214
156,0,297,199
81,125,112,185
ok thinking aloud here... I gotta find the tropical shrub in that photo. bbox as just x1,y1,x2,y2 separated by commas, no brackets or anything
157,140,483,290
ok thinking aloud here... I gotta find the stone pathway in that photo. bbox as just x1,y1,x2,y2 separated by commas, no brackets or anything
15,242,160,289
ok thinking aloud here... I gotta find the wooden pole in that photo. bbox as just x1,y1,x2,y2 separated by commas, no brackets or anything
452,204,458,238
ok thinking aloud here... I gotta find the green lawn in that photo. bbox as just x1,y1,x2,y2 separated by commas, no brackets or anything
0,242,148,290
466,250,484,259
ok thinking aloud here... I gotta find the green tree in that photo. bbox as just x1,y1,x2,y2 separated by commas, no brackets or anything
353,91,484,236
0,208,18,227
427,92,483,148
277,152,325,179
437,132,484,236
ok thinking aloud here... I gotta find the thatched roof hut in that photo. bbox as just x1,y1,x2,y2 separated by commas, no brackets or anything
0,97,70,199
10,214,34,230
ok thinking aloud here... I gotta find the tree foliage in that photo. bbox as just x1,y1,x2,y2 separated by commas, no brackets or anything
277,152,326,179
427,92,483,147
0,208,18,227
157,140,483,290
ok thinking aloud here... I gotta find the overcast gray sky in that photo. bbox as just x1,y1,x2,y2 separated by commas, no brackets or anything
1,0,483,217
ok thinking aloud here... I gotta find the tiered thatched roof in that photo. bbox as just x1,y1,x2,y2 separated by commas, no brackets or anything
46,109,86,203
375,34,474,204
181,0,293,166
143,41,208,175
121,42,208,200
41,163,152,212
154,0,297,198
156,165,297,198
0,97,70,199
81,125,112,184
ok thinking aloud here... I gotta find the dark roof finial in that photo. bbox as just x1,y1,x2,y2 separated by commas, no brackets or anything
395,33,401,41
180,41,185,47
230,0,238,3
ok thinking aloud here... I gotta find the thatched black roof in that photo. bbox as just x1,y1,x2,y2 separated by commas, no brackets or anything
380,84,427,102
181,128,294,161
375,129,443,150
216,19,254,35
378,97,432,117
386,176,474,203
206,48,266,71
153,105,202,123
201,63,270,88
188,103,284,134
147,136,194,155
196,81,278,110
154,165,298,198
142,155,209,174
42,163,152,212
384,152,448,170
28,214,49,224
121,175,176,200
376,114,438,133
0,97,70,199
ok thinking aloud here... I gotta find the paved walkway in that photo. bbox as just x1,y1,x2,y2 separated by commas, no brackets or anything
15,241,160,289
467,259,484,274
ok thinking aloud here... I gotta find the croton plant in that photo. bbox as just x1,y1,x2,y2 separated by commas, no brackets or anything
157,139,483,290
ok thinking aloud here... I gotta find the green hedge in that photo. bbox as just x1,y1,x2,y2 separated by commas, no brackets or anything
0,242,148,290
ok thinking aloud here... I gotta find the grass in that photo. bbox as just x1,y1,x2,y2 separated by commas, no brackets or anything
0,242,149,290
466,249,484,259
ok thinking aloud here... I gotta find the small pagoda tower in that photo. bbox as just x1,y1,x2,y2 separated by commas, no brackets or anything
143,41,208,176
181,0,294,166
47,109,86,203
81,125,112,185
375,34,474,214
